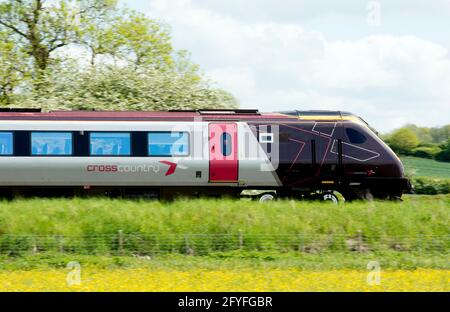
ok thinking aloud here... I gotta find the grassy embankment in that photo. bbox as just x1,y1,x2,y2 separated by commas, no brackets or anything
0,195,448,270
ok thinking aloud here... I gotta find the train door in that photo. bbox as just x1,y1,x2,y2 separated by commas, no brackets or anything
208,123,238,182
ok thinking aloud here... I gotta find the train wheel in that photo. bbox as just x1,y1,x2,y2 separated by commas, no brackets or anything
322,192,339,204
363,188,374,201
259,193,276,202
340,189,358,202
389,195,403,202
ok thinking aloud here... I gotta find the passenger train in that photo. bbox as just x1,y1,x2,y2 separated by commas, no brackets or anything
0,108,411,201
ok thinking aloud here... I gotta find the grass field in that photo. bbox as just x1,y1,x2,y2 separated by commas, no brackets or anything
0,195,448,237
0,195,448,268
401,156,450,178
0,195,448,291
0,196,448,254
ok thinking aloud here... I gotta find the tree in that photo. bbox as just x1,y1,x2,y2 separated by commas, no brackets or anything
1,0,76,74
387,128,420,154
430,125,450,144
435,139,450,162
403,124,432,143
0,0,237,110
76,0,121,66
411,146,441,159
114,11,173,68
20,62,238,111
0,31,29,104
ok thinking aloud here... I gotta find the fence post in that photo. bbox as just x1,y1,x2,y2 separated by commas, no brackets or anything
31,237,37,255
118,230,124,255
239,230,244,250
357,230,363,253
184,234,193,255
59,235,64,253
418,234,423,255
298,234,304,252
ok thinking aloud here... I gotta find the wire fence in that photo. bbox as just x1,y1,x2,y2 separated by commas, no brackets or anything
0,232,448,257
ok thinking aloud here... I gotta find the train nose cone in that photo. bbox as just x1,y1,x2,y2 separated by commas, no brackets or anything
394,155,405,177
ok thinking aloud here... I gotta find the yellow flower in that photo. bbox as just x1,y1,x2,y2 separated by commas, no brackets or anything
0,268,448,292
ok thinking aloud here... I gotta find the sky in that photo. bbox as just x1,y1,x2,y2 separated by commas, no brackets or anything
121,0,450,132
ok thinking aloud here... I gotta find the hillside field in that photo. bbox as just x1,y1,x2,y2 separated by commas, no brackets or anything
401,156,450,179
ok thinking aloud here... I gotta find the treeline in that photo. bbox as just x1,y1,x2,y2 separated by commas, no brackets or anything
384,124,450,162
0,0,237,111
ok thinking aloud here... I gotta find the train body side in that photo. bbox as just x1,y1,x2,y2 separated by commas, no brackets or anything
0,111,410,200
0,120,279,195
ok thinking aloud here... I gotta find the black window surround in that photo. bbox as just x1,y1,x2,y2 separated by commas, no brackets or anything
5,131,189,157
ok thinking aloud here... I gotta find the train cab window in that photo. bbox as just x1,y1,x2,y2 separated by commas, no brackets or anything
31,132,73,156
345,128,367,144
0,132,13,155
90,132,131,156
221,132,232,157
148,132,189,156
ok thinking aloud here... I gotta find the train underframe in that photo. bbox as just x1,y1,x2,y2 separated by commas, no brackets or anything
0,177,411,202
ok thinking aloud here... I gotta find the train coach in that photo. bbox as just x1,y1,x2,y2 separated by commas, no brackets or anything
0,108,410,202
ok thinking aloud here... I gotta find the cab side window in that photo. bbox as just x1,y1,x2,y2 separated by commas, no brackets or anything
345,128,367,144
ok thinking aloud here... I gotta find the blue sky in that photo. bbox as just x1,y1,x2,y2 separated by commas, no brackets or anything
121,0,450,132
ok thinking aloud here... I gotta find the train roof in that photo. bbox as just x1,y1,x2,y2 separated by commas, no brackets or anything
0,108,363,122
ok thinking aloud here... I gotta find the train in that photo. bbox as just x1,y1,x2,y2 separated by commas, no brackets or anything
0,108,411,202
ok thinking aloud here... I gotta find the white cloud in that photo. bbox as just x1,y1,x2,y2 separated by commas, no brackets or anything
147,0,450,132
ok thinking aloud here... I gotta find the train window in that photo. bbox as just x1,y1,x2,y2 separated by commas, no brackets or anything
148,132,189,156
0,132,13,155
31,132,73,156
90,132,131,156
345,128,367,144
259,133,274,143
221,132,232,156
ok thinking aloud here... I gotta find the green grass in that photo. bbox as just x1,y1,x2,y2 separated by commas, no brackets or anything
0,196,448,237
0,196,448,270
401,156,450,178
1,251,448,271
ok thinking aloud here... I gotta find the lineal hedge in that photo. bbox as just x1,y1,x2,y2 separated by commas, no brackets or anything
412,177,450,194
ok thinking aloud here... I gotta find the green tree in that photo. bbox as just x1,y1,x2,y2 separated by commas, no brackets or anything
387,128,420,155
411,146,441,159
404,124,432,143
430,125,450,144
0,31,29,104
115,11,173,68
435,139,450,162
0,0,89,75
75,0,121,66
0,0,237,110
20,62,237,111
